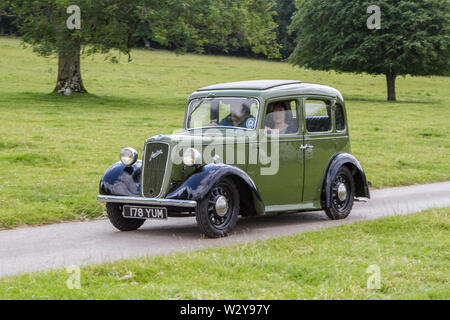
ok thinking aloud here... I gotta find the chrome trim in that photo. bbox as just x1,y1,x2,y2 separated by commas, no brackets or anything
97,195,197,208
215,195,228,217
299,144,314,151
337,183,347,201
140,141,171,198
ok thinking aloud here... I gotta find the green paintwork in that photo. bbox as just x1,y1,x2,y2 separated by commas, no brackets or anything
144,81,351,213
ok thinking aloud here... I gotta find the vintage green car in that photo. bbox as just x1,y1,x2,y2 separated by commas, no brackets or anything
97,80,370,238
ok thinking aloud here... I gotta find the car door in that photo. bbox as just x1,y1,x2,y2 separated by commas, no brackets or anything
251,98,305,210
302,97,339,208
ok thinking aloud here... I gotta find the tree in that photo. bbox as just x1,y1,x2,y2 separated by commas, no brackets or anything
136,0,281,59
289,0,450,101
11,0,281,95
12,0,144,95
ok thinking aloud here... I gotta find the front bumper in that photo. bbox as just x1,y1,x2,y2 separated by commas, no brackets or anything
97,195,197,208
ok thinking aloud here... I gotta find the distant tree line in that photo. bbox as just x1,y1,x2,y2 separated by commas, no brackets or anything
2,0,294,58
2,0,448,100
7,0,290,94
1,0,299,59
0,0,17,35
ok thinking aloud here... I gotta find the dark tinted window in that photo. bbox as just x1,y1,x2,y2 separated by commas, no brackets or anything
335,104,346,131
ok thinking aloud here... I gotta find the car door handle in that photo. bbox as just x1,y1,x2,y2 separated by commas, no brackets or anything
300,144,314,151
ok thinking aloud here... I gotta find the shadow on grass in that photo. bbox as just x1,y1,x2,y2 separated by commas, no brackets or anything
0,91,184,110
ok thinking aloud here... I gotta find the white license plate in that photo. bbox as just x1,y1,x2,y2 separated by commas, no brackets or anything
123,205,168,219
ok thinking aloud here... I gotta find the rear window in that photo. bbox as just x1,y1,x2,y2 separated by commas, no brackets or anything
305,100,332,133
335,104,346,131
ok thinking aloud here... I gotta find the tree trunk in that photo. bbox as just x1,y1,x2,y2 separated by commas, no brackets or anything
54,43,87,95
386,72,397,101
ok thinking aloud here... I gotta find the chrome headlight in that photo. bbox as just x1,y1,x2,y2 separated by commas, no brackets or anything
183,148,201,166
120,147,138,166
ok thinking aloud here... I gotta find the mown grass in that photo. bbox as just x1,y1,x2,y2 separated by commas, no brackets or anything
0,36,449,228
0,207,448,300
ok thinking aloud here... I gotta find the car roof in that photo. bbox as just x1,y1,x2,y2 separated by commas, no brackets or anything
196,80,302,91
191,80,344,102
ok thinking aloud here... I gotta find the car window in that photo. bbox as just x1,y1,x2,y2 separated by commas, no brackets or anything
335,103,346,131
187,98,259,130
265,100,298,134
305,100,332,133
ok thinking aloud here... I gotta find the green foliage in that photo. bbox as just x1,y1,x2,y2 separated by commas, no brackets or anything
10,0,281,60
274,0,300,59
11,0,140,60
289,0,450,76
136,0,281,59
0,0,16,35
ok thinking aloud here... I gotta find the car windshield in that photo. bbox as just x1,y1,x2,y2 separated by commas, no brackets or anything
186,98,259,130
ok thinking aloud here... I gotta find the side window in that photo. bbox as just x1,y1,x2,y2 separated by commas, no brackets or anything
305,100,332,133
335,103,346,131
265,100,298,134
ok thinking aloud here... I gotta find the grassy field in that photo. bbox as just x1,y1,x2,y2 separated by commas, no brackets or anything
0,36,449,228
0,207,448,299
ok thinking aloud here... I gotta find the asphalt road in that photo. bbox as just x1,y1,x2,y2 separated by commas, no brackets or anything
1,181,449,278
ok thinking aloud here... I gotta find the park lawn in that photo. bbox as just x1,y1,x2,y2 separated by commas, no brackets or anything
0,36,449,228
0,207,448,299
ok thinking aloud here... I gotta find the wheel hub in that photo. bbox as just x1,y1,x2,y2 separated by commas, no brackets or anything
215,195,228,217
337,183,347,202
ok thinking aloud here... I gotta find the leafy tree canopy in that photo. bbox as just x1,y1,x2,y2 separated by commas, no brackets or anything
274,0,299,59
10,0,281,94
289,0,450,100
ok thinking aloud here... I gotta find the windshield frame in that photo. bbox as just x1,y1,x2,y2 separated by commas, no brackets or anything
184,97,260,131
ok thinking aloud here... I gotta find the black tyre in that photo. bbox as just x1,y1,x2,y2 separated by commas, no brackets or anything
196,177,240,238
106,203,145,231
324,166,355,220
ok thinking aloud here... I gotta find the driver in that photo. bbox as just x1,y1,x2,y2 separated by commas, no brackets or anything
209,102,255,128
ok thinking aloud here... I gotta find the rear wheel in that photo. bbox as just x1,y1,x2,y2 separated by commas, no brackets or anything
106,203,145,231
324,166,355,220
196,178,240,238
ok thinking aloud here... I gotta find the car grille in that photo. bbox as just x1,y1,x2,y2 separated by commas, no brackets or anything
142,142,169,198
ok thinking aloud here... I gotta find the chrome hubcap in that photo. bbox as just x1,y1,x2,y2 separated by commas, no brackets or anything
215,196,228,217
337,183,347,202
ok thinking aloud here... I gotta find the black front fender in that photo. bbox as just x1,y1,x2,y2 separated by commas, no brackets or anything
166,163,265,216
322,153,370,208
99,161,142,197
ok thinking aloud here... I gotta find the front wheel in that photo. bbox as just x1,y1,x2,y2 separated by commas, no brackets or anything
106,203,145,231
196,177,240,238
324,166,355,220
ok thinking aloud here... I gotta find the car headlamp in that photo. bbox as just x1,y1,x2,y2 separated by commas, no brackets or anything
183,148,201,166
120,147,138,166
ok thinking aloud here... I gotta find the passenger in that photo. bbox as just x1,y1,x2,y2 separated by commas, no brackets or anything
210,102,255,128
265,102,297,134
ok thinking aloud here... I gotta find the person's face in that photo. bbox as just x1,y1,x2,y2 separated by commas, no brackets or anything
273,105,286,124
230,104,244,122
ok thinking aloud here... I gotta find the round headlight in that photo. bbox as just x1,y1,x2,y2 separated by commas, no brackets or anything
183,148,201,166
120,147,138,166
